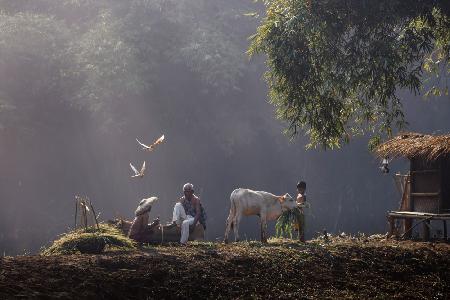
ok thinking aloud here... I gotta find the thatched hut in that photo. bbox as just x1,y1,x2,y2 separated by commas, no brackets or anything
375,132,450,240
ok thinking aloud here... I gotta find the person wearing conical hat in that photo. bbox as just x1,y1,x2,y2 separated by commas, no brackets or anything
128,197,159,242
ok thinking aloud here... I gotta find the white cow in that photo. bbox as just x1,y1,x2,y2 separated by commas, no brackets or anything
224,188,296,243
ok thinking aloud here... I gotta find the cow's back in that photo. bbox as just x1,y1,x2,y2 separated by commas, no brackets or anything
230,188,269,216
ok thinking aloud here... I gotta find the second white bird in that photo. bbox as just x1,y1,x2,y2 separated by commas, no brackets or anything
130,161,146,178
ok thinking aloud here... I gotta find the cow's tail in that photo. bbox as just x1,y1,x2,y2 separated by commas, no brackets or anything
230,199,236,231
225,190,239,236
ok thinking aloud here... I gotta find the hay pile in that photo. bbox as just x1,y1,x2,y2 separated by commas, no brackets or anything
41,223,136,255
375,132,450,161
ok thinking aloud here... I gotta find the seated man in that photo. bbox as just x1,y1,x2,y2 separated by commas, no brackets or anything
172,183,206,245
128,197,159,243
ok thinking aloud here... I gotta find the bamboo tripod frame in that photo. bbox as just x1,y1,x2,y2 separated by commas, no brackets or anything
74,195,100,231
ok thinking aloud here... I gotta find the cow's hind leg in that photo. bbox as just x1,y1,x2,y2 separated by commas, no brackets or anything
224,197,237,244
224,211,234,244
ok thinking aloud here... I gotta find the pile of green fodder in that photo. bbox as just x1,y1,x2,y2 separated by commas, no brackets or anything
41,223,136,255
275,206,305,238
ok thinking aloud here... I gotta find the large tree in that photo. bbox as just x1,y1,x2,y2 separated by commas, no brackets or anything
249,0,450,149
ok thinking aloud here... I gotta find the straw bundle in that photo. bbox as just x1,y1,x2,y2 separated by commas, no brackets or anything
375,132,450,161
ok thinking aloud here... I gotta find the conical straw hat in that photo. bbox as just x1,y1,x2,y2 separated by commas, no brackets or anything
135,196,158,216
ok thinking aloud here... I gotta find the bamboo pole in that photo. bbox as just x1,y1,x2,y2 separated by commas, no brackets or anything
74,196,78,229
82,199,88,231
401,216,434,239
79,200,84,230
89,200,100,231
423,220,431,240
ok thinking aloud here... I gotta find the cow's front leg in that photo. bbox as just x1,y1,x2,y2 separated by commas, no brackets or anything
260,217,264,242
260,215,268,243
233,213,242,242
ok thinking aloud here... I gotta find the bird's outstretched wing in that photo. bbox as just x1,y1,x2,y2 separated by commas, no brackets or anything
136,138,151,150
130,163,139,175
151,135,165,148
137,134,165,151
140,161,146,175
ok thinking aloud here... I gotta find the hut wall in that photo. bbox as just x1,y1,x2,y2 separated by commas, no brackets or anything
442,155,450,212
413,197,440,213
410,158,441,213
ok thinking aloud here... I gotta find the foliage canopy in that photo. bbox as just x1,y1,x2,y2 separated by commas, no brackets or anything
0,0,255,131
249,0,450,149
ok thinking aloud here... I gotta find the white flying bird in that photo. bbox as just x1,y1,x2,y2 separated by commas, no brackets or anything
136,134,165,152
130,161,146,178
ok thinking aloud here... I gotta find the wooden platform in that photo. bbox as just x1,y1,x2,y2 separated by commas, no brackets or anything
387,211,450,240
388,211,450,220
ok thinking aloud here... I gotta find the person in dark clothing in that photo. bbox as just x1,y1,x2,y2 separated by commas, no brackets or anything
296,181,307,242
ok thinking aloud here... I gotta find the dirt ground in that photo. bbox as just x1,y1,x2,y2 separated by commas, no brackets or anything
0,236,449,299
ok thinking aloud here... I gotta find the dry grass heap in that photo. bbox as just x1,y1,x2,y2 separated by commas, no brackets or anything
375,132,450,161
41,223,136,255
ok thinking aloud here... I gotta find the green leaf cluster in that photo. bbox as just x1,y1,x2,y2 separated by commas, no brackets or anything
249,0,450,149
275,206,303,238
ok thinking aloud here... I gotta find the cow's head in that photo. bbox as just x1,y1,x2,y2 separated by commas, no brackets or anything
278,193,296,211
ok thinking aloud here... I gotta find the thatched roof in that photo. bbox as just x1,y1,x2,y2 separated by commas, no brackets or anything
375,132,450,161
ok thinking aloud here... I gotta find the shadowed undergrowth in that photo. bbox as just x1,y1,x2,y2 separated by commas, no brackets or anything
1,234,448,299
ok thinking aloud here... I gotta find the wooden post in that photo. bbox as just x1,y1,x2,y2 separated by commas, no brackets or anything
423,220,430,241
80,205,85,229
443,220,448,239
405,173,413,239
404,219,413,238
387,215,395,238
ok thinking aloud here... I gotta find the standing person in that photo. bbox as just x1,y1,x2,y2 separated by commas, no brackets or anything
296,181,307,242
172,183,206,245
